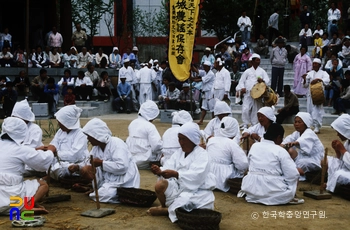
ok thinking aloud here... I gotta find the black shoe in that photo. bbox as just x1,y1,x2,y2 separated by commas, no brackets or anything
126,110,131,114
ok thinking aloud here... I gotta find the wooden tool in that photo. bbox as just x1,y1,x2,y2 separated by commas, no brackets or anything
303,148,332,200
81,155,115,218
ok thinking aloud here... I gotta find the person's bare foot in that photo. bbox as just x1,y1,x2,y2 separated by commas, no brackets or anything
197,121,203,125
147,206,168,216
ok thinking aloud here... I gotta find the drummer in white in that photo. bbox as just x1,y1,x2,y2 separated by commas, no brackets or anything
236,53,270,129
302,58,330,134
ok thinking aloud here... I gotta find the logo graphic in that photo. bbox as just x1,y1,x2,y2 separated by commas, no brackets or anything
9,196,35,220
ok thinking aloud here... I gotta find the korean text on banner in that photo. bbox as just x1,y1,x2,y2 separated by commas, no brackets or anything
168,0,200,81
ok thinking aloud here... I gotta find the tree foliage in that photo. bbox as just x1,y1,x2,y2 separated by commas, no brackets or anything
132,0,169,37
71,0,114,45
301,0,329,29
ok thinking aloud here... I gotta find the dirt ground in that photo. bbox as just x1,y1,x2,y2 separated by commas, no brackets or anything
0,116,349,230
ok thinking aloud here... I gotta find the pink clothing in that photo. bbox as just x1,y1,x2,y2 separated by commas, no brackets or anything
49,32,63,48
241,52,252,62
293,53,312,96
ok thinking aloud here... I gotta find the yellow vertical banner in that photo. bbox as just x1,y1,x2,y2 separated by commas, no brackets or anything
168,0,200,81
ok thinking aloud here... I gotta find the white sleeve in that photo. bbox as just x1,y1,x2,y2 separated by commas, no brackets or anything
102,139,129,175
25,148,54,172
231,143,248,175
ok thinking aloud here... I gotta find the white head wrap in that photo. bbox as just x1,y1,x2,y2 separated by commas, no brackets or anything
313,58,322,64
70,46,77,52
214,100,231,116
172,110,193,125
11,99,35,122
178,122,200,145
82,118,112,143
124,58,130,63
251,53,261,59
258,106,276,122
139,100,159,121
113,47,119,52
331,114,350,139
132,46,139,51
55,105,82,129
205,47,211,51
296,112,312,128
219,117,239,138
1,117,28,145
148,59,153,65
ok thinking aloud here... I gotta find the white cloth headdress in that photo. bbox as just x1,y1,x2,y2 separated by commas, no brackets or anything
11,99,35,122
55,105,82,129
178,122,201,145
172,110,193,125
296,112,312,128
331,114,350,139
82,118,112,143
258,106,276,122
214,100,231,116
1,117,27,145
139,100,159,121
219,117,239,138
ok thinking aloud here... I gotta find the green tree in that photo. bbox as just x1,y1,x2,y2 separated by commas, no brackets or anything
71,0,114,47
301,0,329,30
132,0,169,37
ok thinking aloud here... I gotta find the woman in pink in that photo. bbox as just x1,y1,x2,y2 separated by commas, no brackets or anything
241,47,252,71
293,46,312,97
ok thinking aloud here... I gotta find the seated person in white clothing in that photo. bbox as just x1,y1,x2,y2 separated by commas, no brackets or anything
0,117,54,215
38,105,89,181
282,112,324,181
161,110,193,166
202,100,241,144
239,123,302,205
126,100,163,169
207,117,248,192
148,122,216,223
241,106,276,143
68,118,140,203
11,100,44,177
325,114,350,192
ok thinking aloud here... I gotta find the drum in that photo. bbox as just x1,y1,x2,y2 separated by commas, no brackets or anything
263,87,278,106
310,81,325,105
250,82,266,99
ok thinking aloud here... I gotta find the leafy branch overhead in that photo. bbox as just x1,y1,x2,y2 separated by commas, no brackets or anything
71,0,114,45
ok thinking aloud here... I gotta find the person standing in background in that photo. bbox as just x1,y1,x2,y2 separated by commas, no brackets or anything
71,23,87,53
270,38,288,97
268,9,280,46
237,10,252,46
48,26,63,49
300,5,312,29
327,2,341,39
